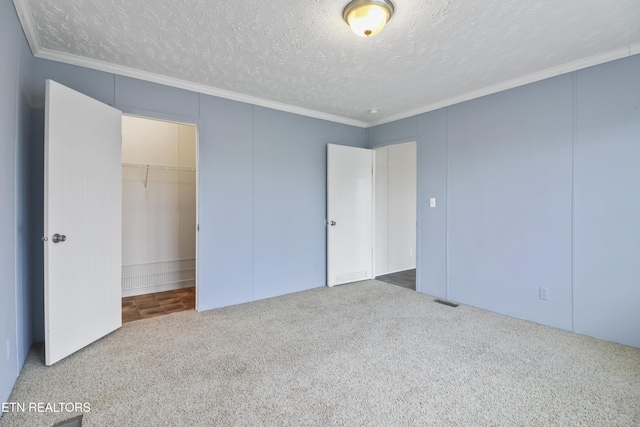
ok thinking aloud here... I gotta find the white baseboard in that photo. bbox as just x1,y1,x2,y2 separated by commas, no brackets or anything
121,280,195,297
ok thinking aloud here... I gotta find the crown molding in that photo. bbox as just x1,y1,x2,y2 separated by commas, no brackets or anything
367,43,640,127
13,0,41,53
14,0,367,127
13,0,639,129
31,43,640,130
33,48,368,128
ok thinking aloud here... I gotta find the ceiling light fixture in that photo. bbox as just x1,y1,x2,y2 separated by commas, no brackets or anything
343,0,394,38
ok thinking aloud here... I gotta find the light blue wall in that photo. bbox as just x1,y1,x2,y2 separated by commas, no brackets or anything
415,109,448,298
29,60,115,108
447,76,573,330
16,53,35,362
252,108,332,300
198,96,254,308
197,102,368,308
0,0,35,405
115,75,200,119
574,57,640,346
369,116,418,148
25,57,367,337
252,108,365,300
369,55,640,348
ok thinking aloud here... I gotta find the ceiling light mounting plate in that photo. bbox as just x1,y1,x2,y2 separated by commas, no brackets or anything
343,0,395,37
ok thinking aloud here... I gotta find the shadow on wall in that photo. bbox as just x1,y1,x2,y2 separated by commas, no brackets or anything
27,108,45,343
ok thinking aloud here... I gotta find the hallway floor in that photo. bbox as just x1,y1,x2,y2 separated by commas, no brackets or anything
375,269,416,290
122,287,195,323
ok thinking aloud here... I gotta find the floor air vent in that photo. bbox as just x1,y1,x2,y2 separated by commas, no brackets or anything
54,415,83,427
434,299,459,308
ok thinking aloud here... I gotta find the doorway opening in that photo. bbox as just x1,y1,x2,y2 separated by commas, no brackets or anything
119,115,198,322
374,142,417,290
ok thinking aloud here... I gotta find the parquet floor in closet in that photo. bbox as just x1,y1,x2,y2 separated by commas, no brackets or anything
122,287,195,323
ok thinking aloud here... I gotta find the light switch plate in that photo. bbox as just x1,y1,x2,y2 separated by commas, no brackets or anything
539,287,549,301
429,198,436,208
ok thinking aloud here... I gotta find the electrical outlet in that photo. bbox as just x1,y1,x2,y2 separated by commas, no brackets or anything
539,287,550,301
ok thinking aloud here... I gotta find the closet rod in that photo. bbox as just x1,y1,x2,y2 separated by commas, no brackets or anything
122,162,196,190
122,162,196,172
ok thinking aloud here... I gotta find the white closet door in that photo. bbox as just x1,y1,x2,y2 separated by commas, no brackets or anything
327,144,373,286
44,80,122,365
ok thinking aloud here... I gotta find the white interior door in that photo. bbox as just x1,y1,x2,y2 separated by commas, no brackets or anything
44,80,122,365
327,144,373,286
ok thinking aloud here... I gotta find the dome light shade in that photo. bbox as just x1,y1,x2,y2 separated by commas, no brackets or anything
343,0,394,37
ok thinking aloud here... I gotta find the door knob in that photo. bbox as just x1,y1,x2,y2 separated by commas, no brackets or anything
52,233,67,243
330,221,336,226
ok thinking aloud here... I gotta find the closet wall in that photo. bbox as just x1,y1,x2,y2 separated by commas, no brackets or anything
375,142,417,276
121,116,196,296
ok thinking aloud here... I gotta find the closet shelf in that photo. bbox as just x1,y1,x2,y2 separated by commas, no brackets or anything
123,162,195,189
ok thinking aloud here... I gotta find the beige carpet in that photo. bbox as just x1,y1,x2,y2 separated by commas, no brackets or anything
1,280,639,426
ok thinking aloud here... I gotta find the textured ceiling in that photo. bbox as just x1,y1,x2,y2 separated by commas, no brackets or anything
14,0,640,126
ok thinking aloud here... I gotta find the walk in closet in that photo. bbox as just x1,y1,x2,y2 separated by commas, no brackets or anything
120,116,197,299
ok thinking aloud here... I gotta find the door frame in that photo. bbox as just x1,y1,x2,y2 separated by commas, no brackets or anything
326,141,419,290
120,109,201,310
372,141,419,291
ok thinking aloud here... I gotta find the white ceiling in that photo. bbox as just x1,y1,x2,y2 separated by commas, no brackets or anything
14,0,640,127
